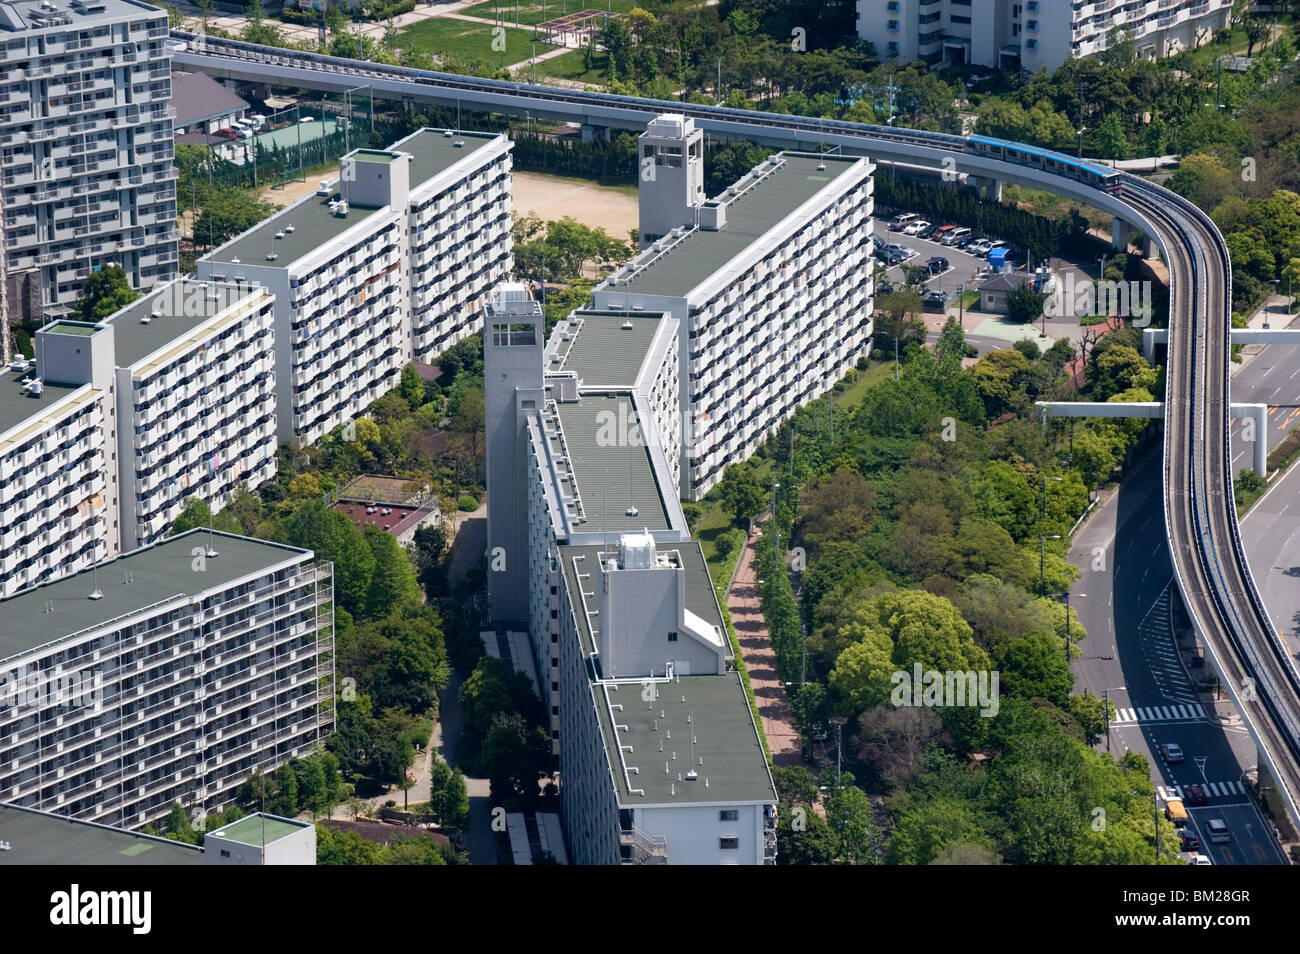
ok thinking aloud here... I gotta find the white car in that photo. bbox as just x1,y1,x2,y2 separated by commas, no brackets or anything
967,239,993,255
903,220,932,236
1191,853,1213,865
300,116,316,123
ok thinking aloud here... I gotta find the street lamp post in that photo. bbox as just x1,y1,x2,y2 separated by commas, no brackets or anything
957,282,964,328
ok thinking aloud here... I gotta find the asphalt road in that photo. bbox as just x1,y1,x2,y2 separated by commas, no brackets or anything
1067,324,1300,865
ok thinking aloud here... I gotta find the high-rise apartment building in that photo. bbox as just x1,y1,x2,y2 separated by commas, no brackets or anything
596,131,874,500
856,0,1232,71
0,279,277,597
197,130,513,445
0,529,334,829
0,0,179,321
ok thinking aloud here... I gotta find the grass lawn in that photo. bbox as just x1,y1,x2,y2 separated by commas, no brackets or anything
536,46,610,86
398,16,560,66
461,0,649,28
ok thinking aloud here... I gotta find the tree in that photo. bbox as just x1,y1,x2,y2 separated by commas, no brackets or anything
73,265,138,321
429,758,471,828
887,799,996,864
1004,283,1048,325
317,825,387,864
399,364,425,409
169,497,241,536
776,801,838,865
362,524,421,619
482,711,551,802
349,602,450,715
825,784,876,863
717,462,767,522
277,499,376,618
194,192,277,248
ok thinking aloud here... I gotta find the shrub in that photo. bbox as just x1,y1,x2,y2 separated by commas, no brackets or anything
457,494,478,512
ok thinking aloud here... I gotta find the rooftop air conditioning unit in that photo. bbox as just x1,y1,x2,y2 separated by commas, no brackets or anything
266,252,278,261
631,304,643,311
275,230,285,239
621,318,633,330
285,224,294,233
444,129,453,137
453,140,465,148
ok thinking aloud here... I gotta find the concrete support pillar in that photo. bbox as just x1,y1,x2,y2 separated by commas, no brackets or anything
1237,403,1268,479
1142,327,1164,363
1112,218,1133,251
580,123,609,142
969,175,1002,202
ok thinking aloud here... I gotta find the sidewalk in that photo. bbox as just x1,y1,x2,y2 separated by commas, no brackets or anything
727,524,802,767
1231,292,1295,377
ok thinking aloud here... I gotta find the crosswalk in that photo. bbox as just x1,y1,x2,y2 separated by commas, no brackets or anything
1111,703,1207,725
1158,782,1247,801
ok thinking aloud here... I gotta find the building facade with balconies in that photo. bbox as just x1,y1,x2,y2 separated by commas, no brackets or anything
0,529,334,830
396,128,514,363
0,363,112,597
0,0,179,321
484,284,777,865
858,0,1232,70
197,132,513,446
594,139,874,502
102,280,278,551
0,279,279,599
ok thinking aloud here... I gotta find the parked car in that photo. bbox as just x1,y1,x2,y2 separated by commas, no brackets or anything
1183,783,1207,806
1180,831,1201,853
923,289,949,310
942,227,972,247
903,219,932,236
954,231,980,249
889,212,919,231
929,224,956,242
927,256,950,276
300,116,316,123
967,239,993,255
214,128,237,140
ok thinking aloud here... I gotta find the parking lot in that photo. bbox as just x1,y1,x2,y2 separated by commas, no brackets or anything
871,215,1094,357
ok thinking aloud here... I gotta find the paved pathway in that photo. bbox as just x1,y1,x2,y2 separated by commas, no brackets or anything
727,523,802,767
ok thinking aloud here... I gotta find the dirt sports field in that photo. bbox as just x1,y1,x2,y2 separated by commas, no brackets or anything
510,171,639,240
257,169,640,242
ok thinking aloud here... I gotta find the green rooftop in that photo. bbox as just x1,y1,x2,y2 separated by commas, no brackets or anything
391,128,499,195
603,153,863,298
0,368,87,444
593,673,775,805
0,803,203,865
0,530,312,662
353,149,397,164
105,281,266,370
552,395,671,533
42,322,98,337
209,812,310,847
558,540,725,658
546,310,667,389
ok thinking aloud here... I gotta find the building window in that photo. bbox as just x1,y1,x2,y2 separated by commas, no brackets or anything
1026,37,1037,49
887,41,899,54
668,631,678,642
951,14,971,22
720,809,739,821
887,0,898,9
720,837,739,849
1027,19,1037,30
887,19,899,30
220,849,230,857
1027,0,1037,9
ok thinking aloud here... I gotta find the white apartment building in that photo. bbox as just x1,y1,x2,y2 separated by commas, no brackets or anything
0,361,112,597
0,529,334,830
0,0,179,321
102,280,278,551
0,279,278,597
595,118,875,500
485,286,777,864
857,0,1232,71
197,130,513,445
396,127,513,362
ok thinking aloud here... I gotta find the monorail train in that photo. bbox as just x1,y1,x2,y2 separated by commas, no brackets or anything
967,133,1124,194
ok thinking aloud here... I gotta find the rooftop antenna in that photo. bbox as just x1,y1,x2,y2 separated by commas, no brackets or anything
88,553,102,600
686,719,698,779
625,449,638,517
